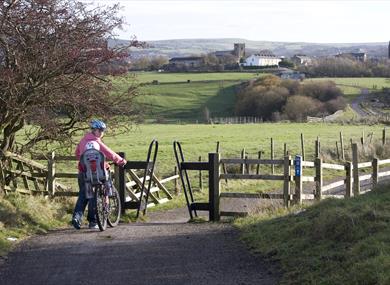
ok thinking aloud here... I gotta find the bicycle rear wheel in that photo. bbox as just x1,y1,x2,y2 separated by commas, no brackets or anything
107,186,121,227
95,185,108,231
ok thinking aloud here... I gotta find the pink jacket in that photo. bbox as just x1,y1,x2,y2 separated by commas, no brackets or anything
75,132,125,172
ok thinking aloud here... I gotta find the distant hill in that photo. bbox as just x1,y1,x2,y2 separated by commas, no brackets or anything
108,38,388,59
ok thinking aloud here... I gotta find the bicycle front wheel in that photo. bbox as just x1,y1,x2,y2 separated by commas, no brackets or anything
107,186,121,227
95,185,108,231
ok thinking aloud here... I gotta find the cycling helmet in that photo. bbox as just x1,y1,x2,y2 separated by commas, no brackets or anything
90,119,106,130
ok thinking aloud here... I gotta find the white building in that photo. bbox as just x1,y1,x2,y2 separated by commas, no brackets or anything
243,53,282,67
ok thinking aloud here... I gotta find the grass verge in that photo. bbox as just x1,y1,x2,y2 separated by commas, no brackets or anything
0,194,73,257
234,185,390,285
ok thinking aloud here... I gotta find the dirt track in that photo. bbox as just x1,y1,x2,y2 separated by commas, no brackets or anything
0,208,280,285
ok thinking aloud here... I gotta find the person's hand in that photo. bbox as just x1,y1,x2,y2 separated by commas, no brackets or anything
120,159,127,167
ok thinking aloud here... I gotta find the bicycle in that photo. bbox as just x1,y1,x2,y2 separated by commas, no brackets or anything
93,178,121,231
81,149,121,231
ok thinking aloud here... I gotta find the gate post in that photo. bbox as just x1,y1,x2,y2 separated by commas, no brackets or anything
209,153,220,221
118,152,126,214
315,158,323,200
47,151,56,196
345,162,353,198
372,157,379,189
283,155,291,207
352,143,360,196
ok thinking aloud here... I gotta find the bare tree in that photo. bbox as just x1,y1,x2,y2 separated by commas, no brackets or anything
0,0,141,157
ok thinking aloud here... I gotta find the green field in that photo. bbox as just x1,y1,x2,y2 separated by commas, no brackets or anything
131,71,261,83
111,72,263,122
103,123,385,175
112,73,390,121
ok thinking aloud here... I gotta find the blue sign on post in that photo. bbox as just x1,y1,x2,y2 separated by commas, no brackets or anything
295,155,302,177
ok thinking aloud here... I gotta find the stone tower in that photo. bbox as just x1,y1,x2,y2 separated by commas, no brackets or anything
233,43,245,58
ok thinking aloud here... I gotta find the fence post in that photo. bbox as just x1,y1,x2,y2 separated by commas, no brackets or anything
245,155,250,174
209,153,220,221
372,158,379,189
47,151,56,196
241,148,245,174
118,152,126,214
199,156,203,191
345,162,353,198
340,132,345,160
300,133,305,161
383,128,386,145
336,141,340,160
283,155,291,207
216,141,228,184
352,143,360,196
315,158,323,200
315,139,320,159
256,150,262,175
294,155,302,205
271,138,275,174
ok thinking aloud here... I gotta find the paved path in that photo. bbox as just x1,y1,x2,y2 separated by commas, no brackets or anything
0,209,279,285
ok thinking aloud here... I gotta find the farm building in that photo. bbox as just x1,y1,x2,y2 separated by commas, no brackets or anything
168,56,203,68
242,51,282,67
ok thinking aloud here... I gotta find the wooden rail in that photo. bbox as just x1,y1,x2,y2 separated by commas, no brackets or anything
213,142,390,218
2,151,178,200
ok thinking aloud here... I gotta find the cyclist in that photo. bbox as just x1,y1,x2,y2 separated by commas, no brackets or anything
72,119,127,229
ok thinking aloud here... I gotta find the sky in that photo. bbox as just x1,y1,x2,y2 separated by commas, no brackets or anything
89,0,390,43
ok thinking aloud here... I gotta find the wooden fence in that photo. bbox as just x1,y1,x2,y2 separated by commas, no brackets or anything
0,151,48,195
1,151,179,205
177,142,390,221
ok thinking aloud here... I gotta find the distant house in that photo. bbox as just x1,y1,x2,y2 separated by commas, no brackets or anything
243,51,281,67
168,56,203,68
335,52,367,62
291,54,312,66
